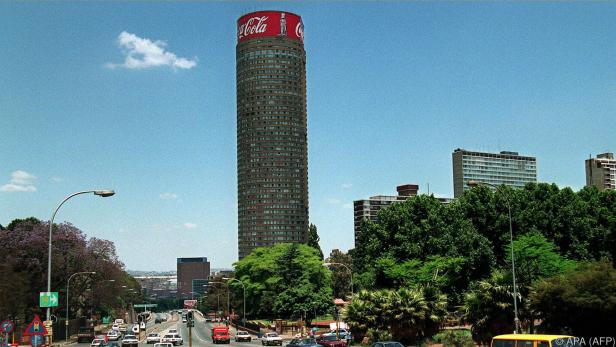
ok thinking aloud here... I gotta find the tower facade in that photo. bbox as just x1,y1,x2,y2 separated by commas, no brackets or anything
236,11,309,259
586,152,616,191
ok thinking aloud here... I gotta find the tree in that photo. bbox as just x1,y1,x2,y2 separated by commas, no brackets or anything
344,287,447,344
308,224,323,260
0,217,139,322
352,195,494,305
326,249,353,299
529,261,616,336
233,243,333,319
461,271,516,345
503,231,577,332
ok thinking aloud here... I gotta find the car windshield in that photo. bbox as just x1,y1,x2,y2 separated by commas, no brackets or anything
302,339,316,344
268,333,279,337
383,343,403,347
322,336,339,341
149,334,158,337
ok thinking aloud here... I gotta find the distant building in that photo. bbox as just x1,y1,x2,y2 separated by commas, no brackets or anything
177,257,210,300
452,148,537,198
354,184,452,245
134,275,177,300
585,152,616,191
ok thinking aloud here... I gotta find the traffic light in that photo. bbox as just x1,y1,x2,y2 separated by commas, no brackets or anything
187,311,193,321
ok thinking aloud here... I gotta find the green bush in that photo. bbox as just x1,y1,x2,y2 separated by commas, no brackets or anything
433,330,474,347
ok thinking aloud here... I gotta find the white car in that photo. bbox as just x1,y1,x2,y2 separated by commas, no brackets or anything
122,335,139,347
161,334,183,346
146,333,161,344
112,324,120,331
168,329,178,335
262,333,283,346
91,339,105,347
154,343,174,347
107,331,120,341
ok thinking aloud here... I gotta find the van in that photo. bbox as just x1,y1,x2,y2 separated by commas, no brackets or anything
492,334,580,347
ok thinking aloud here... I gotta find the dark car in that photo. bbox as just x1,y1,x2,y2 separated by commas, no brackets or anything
287,338,323,347
370,342,404,347
317,335,347,347
78,327,96,343
104,342,122,347
155,317,162,324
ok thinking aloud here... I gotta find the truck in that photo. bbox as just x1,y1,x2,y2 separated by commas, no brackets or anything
211,326,230,344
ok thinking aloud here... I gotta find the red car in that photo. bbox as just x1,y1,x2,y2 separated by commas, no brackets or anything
317,335,347,347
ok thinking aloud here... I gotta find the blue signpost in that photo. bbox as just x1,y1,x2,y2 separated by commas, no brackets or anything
1,320,15,347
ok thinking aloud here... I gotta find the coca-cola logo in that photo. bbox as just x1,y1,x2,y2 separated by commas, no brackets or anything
295,21,304,41
238,16,268,40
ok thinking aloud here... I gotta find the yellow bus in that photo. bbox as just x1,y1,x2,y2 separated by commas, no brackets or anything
492,334,580,347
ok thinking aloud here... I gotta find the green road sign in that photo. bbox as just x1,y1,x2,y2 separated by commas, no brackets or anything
39,292,59,308
133,304,157,308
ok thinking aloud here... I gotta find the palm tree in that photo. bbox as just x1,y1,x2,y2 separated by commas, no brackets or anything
461,271,515,345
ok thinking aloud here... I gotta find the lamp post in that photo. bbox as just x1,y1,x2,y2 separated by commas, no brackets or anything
323,262,353,297
65,272,96,341
47,189,115,321
207,282,227,318
223,278,245,326
467,180,520,333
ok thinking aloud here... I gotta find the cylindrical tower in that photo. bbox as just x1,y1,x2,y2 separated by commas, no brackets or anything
236,11,309,259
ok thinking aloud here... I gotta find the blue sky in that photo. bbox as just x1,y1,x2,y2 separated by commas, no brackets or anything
1,1,615,271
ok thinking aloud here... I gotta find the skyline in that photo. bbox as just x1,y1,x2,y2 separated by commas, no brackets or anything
1,2,615,271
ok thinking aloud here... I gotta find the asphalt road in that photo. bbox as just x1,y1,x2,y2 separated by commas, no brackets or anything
75,312,263,347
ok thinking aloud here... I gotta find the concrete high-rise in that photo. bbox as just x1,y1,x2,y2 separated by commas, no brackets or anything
452,148,537,198
236,11,309,259
176,257,210,300
585,152,616,191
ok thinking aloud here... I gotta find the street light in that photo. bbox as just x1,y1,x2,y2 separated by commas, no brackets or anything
47,189,115,321
65,271,96,341
323,262,354,296
467,180,520,333
223,278,245,326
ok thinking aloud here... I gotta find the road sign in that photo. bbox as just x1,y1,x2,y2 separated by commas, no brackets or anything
39,292,58,308
23,315,48,336
133,304,157,308
42,321,52,337
0,320,14,334
29,335,43,347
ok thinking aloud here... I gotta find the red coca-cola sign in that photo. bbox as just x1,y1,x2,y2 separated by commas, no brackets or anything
237,11,304,44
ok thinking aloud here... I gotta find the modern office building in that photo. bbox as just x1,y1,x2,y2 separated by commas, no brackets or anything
585,152,616,191
176,257,210,300
236,11,309,259
452,148,537,198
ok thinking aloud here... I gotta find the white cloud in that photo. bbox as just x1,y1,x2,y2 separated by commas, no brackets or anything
183,223,198,229
342,203,353,209
106,31,197,70
341,183,352,189
50,176,63,183
0,170,37,192
160,192,179,200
